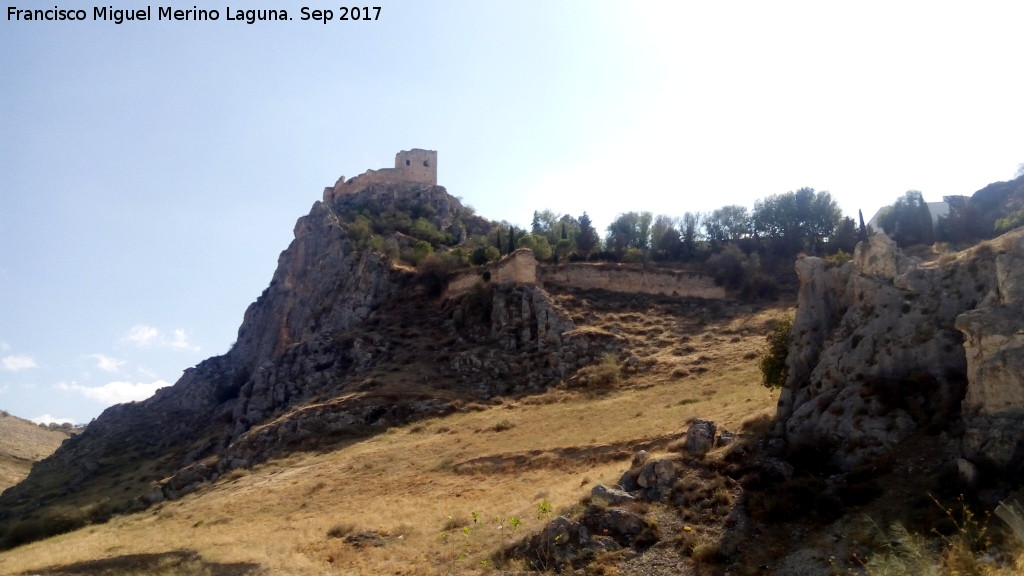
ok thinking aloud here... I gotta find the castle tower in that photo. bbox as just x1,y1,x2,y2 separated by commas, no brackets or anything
395,149,437,185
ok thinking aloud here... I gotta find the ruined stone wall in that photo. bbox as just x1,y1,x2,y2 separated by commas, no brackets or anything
324,148,437,203
445,249,537,298
445,254,722,300
540,264,725,299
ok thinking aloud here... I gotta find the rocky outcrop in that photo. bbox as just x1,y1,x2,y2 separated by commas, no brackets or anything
777,228,1024,471
957,231,1024,469
0,176,587,533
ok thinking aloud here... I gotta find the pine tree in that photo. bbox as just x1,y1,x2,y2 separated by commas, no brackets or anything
577,212,598,257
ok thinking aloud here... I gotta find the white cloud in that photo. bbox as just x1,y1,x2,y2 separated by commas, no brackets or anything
123,325,160,348
58,379,170,406
31,414,76,425
169,329,199,351
89,353,126,373
2,354,38,371
122,325,199,352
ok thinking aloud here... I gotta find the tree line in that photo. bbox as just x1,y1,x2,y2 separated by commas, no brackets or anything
340,172,1024,299
521,187,856,265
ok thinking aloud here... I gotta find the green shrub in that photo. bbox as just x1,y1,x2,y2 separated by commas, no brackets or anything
825,249,852,268
758,317,791,389
491,419,515,432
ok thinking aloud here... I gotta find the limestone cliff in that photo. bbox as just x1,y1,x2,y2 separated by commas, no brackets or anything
777,228,1024,472
0,178,580,538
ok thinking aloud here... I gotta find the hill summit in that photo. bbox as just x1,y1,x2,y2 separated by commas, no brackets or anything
2,150,720,548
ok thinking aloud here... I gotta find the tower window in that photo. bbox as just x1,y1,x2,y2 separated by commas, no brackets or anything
405,159,411,166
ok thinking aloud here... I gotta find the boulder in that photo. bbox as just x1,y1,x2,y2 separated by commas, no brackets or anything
580,507,659,549
684,420,717,455
631,449,650,468
591,484,636,505
716,428,737,447
636,458,677,500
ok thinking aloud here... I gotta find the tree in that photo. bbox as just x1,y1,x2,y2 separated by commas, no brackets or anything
751,188,841,255
605,211,653,257
576,212,600,257
650,214,683,260
517,233,552,260
681,212,703,260
412,240,433,264
831,216,858,255
935,195,984,244
759,317,792,389
877,190,934,247
554,238,574,261
858,209,869,243
528,209,576,247
704,205,750,245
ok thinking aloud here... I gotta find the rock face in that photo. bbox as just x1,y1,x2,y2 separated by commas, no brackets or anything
0,177,582,531
777,228,1024,471
957,231,1024,469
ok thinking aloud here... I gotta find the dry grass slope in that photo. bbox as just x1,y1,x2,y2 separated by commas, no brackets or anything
0,289,788,575
0,412,69,493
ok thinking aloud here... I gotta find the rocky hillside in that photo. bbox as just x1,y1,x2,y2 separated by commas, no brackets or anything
777,227,1024,478
0,413,69,493
0,181,638,548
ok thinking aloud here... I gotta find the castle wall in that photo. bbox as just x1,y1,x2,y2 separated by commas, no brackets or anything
539,264,725,298
445,249,536,298
324,148,437,203
444,251,723,300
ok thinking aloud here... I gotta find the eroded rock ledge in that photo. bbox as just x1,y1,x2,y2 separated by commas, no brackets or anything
777,228,1024,472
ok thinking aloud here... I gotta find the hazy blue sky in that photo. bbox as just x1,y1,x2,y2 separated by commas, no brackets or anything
2,1,1022,424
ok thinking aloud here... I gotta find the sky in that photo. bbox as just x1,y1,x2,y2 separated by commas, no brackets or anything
2,1,1023,425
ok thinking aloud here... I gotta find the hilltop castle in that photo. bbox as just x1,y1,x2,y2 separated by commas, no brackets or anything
324,149,437,203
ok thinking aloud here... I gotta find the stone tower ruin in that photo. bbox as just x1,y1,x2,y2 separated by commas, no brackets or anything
324,148,438,202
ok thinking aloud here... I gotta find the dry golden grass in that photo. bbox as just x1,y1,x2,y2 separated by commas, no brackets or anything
0,412,69,492
0,295,789,575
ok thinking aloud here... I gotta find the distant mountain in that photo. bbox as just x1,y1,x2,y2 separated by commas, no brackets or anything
0,412,69,493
